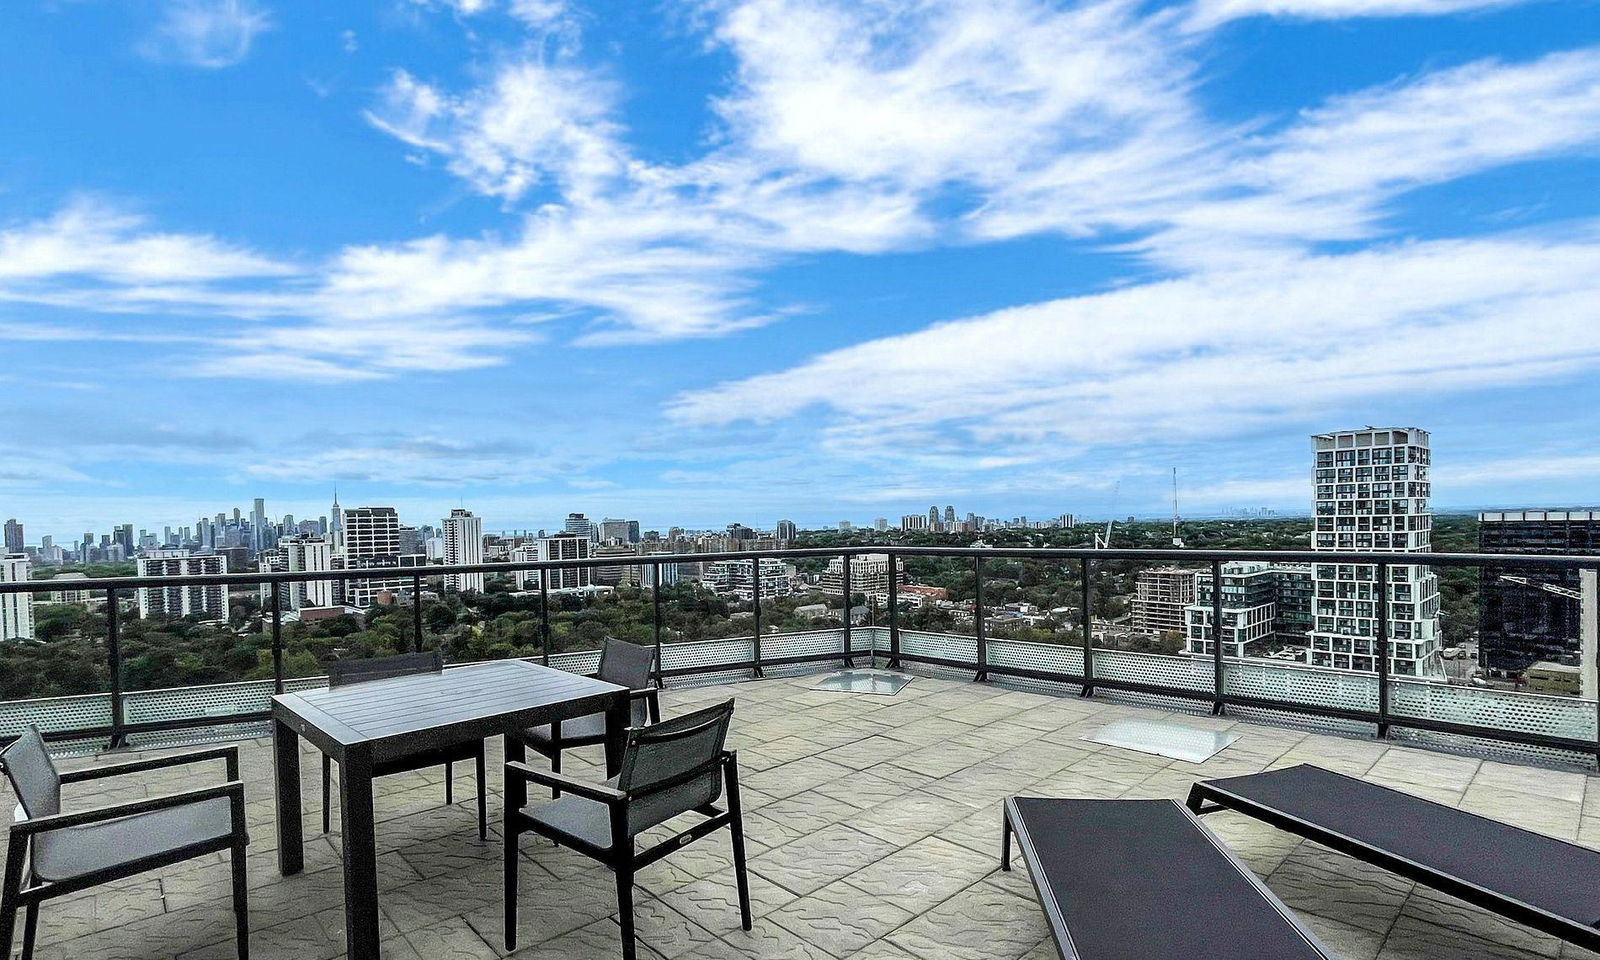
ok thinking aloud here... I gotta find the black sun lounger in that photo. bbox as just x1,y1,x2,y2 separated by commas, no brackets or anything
1187,763,1600,952
1001,797,1333,960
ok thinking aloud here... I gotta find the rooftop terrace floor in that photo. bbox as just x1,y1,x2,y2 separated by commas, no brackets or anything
8,670,1600,960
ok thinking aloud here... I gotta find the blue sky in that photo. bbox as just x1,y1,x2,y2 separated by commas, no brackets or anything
3,0,1599,538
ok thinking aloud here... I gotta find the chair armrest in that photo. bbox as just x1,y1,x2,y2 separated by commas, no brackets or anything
504,761,626,805
59,745,240,783
630,687,662,724
10,781,245,835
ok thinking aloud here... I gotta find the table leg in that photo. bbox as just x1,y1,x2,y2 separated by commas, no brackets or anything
339,746,380,960
504,734,526,812
273,717,303,875
604,694,630,778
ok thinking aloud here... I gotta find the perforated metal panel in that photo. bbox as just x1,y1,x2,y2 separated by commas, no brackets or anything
897,630,977,664
0,692,114,757
660,637,754,673
1226,659,1378,712
1388,679,1596,765
1095,649,1212,693
761,629,846,661
987,637,1083,677
549,649,603,675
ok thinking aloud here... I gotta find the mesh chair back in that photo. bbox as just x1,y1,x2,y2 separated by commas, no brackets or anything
598,639,656,725
326,649,443,688
1,725,61,818
617,699,733,837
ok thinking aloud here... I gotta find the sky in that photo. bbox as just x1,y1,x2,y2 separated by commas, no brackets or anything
2,0,1599,538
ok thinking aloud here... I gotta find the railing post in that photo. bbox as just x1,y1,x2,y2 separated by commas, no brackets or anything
106,586,126,749
974,556,988,682
540,570,552,666
271,581,284,695
1376,562,1390,738
411,573,424,653
1211,559,1226,716
750,557,765,679
1079,558,1094,696
1591,565,1600,769
652,562,664,687
841,551,855,668
886,555,901,669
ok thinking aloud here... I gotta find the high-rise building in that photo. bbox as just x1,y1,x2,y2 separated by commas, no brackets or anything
251,498,268,552
113,523,134,557
282,534,337,610
901,514,928,531
1,553,34,641
1185,561,1312,658
136,549,226,619
3,519,22,554
342,507,404,608
442,508,484,593
927,506,941,532
1478,511,1600,675
727,522,755,541
1308,427,1441,676
511,533,592,591
874,518,889,532
330,490,345,550
1131,567,1197,637
944,506,956,525
819,554,902,596
775,520,798,542
564,512,596,543
708,558,792,601
598,518,641,544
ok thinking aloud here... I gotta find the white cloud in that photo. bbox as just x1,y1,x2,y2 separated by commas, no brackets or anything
367,63,623,202
0,200,291,283
139,0,272,68
1188,0,1524,31
668,228,1600,453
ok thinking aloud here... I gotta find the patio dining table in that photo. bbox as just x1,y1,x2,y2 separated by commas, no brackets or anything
271,658,630,960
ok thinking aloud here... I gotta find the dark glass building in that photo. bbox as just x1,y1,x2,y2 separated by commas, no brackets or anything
1478,511,1600,675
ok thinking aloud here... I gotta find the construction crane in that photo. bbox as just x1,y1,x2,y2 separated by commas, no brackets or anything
1093,481,1121,549
1497,574,1582,601
1171,467,1184,548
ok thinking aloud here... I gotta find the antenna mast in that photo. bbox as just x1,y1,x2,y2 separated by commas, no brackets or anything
1171,468,1184,547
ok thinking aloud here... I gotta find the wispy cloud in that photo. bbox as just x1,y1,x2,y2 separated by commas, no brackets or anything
1187,0,1527,31
138,0,273,68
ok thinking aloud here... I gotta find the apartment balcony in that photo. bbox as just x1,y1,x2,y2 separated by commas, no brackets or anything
5,546,1600,959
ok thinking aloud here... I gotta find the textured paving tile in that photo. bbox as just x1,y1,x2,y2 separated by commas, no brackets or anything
11,670,1600,960
768,880,915,958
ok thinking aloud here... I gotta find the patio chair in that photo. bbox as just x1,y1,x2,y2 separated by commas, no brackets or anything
508,638,660,797
1,726,250,960
320,650,487,839
503,698,749,960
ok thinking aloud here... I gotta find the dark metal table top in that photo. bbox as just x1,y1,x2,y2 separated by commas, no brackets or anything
272,659,626,759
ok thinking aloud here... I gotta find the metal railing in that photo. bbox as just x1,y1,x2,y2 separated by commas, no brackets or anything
3,545,1597,765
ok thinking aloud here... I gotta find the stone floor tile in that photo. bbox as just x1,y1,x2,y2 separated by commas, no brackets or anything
884,883,1046,960
768,880,915,958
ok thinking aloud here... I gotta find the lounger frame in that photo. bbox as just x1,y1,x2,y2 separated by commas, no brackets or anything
1187,772,1600,952
1002,796,1331,960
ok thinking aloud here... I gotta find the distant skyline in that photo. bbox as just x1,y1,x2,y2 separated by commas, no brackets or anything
3,1,1598,538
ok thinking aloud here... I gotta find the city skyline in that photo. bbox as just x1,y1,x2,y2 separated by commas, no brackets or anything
2,2,1598,534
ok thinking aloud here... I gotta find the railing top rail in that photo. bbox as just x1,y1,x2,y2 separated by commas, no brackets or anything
3,544,1596,594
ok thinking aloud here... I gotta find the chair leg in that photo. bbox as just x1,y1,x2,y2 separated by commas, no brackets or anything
503,822,519,951
445,759,454,805
322,753,332,834
2,833,27,957
726,761,753,931
19,902,38,960
615,866,637,960
476,743,488,840
231,841,250,960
